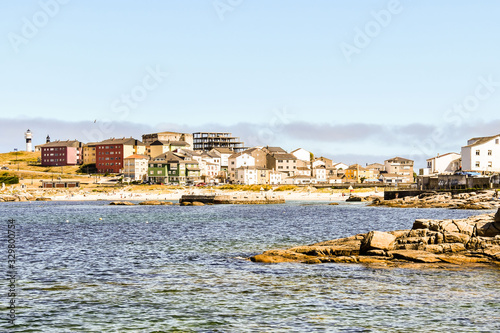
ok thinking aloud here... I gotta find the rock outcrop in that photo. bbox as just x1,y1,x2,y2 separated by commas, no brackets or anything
251,209,500,268
371,191,500,210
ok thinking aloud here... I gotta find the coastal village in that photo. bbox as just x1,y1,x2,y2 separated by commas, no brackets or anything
10,129,500,189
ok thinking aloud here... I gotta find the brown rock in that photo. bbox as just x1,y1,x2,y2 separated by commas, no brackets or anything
475,221,500,237
191,201,205,206
441,243,466,253
109,201,135,206
360,231,396,253
495,208,500,223
390,250,441,263
443,232,470,244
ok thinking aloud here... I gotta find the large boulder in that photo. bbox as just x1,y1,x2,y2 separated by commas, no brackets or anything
360,231,396,253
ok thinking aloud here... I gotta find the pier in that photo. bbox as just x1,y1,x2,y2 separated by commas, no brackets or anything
180,193,285,205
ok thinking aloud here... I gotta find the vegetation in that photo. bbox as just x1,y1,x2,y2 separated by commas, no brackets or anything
274,185,298,191
77,164,97,174
0,172,19,185
218,184,273,191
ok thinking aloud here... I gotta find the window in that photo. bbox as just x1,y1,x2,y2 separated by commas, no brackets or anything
476,150,480,156
488,150,492,156
496,139,499,144
488,161,492,168
475,161,480,168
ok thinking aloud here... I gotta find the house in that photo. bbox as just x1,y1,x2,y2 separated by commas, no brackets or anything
291,148,312,163
317,156,333,168
82,142,98,165
123,154,149,181
379,173,408,184
422,153,461,175
460,134,500,172
228,148,267,182
95,138,146,174
148,140,190,158
312,165,328,182
365,163,385,176
147,151,200,185
332,162,349,171
235,166,269,185
283,175,317,185
142,131,193,147
262,146,287,154
39,140,83,166
328,176,344,184
344,164,375,183
384,157,414,183
267,153,297,177
228,152,256,182
296,166,311,176
312,159,326,169
269,170,284,185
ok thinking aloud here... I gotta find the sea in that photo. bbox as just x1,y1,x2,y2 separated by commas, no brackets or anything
1,201,499,332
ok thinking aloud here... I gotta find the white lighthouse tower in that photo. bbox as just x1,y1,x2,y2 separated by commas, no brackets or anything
25,129,33,152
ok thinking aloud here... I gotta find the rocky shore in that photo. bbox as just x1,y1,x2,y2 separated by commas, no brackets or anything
251,208,500,268
0,193,51,202
371,190,500,210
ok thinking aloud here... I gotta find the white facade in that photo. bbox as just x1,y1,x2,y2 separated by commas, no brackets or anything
312,160,325,168
425,153,461,174
123,155,149,181
313,167,327,182
228,153,255,182
332,162,349,170
269,171,283,185
461,134,500,172
291,148,312,162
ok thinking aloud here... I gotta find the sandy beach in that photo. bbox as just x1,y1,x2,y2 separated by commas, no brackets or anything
25,186,384,202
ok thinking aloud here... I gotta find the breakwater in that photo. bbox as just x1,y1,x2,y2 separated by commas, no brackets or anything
180,193,285,204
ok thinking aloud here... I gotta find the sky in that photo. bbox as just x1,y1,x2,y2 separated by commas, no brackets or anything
1,0,499,168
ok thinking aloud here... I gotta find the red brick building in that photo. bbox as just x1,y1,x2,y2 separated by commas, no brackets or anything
96,138,146,174
39,140,82,166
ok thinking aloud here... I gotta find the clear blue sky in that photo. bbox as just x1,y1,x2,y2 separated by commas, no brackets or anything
1,0,499,167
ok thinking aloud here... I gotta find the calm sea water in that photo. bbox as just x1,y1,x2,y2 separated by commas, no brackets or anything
1,201,499,332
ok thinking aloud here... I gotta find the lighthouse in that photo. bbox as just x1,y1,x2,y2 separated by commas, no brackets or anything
25,129,33,152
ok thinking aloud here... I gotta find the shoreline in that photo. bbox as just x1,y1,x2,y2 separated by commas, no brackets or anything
1,186,384,203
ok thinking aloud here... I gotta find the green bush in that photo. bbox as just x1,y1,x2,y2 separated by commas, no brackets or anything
274,185,297,191
0,172,19,185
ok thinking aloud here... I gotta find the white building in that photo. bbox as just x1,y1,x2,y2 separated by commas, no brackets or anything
269,171,283,185
423,153,461,175
332,162,349,170
228,153,256,182
312,166,327,182
123,154,149,181
291,148,312,162
461,134,500,172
